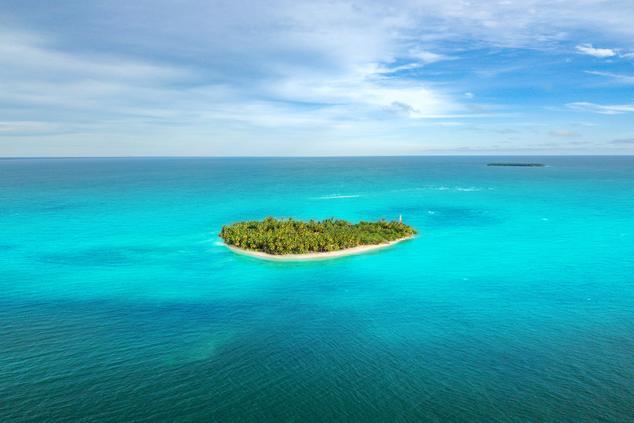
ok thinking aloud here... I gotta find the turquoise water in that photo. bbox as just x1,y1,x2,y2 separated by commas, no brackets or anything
1,156,634,421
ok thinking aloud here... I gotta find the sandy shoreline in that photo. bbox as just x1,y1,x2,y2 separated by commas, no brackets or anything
224,236,414,261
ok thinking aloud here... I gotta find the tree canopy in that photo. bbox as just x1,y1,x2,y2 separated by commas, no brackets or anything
220,217,416,255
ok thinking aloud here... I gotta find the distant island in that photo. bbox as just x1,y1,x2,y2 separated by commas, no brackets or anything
220,217,416,261
487,163,545,167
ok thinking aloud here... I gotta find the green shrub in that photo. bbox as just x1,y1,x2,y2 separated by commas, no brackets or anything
220,217,416,255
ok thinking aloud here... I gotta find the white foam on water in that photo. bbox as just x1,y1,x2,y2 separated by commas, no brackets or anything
455,187,482,192
391,186,488,193
197,233,220,244
311,194,362,200
421,185,485,192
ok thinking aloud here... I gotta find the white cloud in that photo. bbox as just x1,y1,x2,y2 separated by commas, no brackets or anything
575,44,617,58
0,21,471,143
407,48,447,64
266,64,460,120
567,102,634,114
3,0,634,155
585,70,634,84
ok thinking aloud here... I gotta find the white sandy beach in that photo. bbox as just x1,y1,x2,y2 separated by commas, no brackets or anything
224,236,414,261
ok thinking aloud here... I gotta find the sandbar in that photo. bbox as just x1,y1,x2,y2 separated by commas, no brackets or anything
224,236,413,261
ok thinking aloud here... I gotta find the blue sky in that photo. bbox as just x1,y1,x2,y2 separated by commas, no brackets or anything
1,0,634,156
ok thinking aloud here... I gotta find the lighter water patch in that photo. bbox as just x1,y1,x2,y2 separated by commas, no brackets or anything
311,194,362,200
163,330,235,365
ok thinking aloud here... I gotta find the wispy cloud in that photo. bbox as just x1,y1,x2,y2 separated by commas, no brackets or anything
567,102,634,114
585,70,634,84
0,22,474,140
575,44,617,58
407,48,448,65
2,0,634,155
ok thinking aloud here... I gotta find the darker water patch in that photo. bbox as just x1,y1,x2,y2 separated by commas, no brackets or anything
3,277,634,422
38,248,135,267
36,243,191,267
35,203,83,212
35,245,171,267
0,201,85,216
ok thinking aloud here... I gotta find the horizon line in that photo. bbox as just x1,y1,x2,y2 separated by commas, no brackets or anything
2,153,634,160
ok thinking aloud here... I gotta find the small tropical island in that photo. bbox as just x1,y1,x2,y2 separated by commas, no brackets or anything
220,217,416,261
487,162,545,167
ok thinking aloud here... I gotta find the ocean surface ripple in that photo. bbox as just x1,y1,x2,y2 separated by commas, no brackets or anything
1,156,634,422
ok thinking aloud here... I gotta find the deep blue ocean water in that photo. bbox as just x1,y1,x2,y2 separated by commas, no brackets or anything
1,156,633,422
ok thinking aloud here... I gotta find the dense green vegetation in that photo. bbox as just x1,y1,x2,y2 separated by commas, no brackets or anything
220,217,416,255
487,162,544,167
